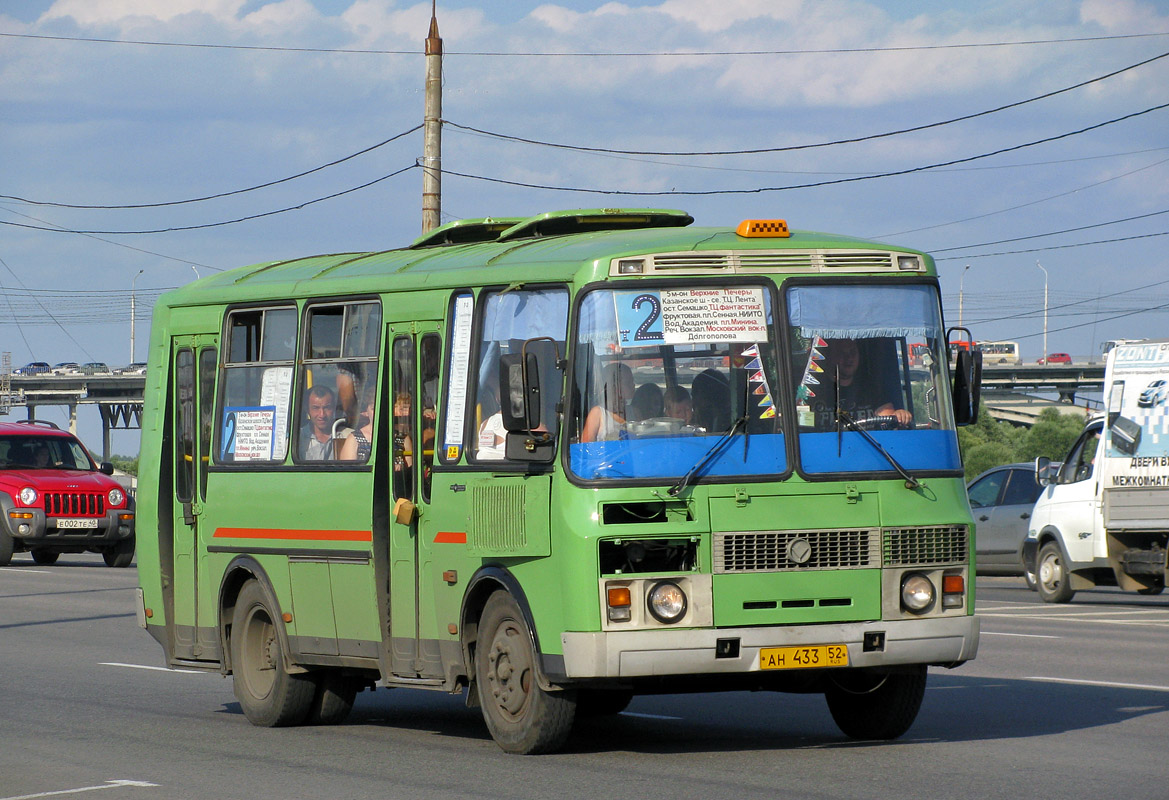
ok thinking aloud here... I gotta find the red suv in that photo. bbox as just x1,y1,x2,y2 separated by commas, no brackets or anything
0,421,135,567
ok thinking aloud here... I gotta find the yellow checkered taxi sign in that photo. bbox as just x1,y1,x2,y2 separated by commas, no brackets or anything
736,219,790,238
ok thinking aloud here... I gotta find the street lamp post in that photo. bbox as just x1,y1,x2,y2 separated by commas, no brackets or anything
130,269,144,364
959,264,970,328
1036,261,1048,363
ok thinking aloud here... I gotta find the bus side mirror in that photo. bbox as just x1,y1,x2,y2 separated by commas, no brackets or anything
499,352,554,463
499,352,540,432
951,348,982,426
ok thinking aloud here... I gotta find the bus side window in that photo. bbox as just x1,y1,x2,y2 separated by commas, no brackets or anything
296,301,381,465
219,306,296,464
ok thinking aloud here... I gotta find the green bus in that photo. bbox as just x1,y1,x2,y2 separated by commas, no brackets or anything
134,208,982,754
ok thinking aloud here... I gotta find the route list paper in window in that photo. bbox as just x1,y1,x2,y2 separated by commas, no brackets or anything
614,288,767,347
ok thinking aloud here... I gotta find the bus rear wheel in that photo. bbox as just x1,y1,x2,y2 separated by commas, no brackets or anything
307,671,359,725
230,580,315,727
474,591,576,754
824,665,927,740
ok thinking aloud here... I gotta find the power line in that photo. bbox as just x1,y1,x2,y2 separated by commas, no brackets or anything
443,49,1169,158
0,125,421,210
0,164,418,235
0,203,220,270
934,230,1169,260
930,209,1169,253
443,102,1169,197
2,29,1167,56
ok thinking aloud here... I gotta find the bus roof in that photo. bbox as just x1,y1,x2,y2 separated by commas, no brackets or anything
159,208,934,308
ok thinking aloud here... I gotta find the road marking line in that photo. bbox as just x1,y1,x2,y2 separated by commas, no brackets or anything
1025,676,1169,693
0,567,55,574
1,779,159,800
981,631,1061,639
620,711,683,720
100,662,204,674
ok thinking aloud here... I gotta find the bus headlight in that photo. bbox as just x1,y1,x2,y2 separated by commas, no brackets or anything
647,581,687,624
19,487,37,505
900,574,935,613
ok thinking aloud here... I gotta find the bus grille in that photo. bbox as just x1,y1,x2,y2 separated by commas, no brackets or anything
644,250,903,273
44,492,106,517
882,526,968,566
713,529,879,573
470,484,528,552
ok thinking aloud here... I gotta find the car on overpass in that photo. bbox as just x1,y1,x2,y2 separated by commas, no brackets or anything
51,362,81,375
0,420,135,567
14,362,51,376
1037,353,1071,365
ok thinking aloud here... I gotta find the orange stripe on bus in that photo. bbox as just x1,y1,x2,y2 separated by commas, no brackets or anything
433,531,467,544
213,527,373,542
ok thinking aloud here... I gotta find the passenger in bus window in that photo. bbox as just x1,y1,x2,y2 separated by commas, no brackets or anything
581,363,635,442
628,381,664,421
339,385,375,462
663,385,693,423
393,392,415,471
301,384,337,460
819,338,911,427
691,369,730,432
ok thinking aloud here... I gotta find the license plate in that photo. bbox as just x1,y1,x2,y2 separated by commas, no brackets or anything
759,644,849,670
56,518,98,530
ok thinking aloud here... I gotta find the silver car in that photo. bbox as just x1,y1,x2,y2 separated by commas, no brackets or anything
967,462,1056,588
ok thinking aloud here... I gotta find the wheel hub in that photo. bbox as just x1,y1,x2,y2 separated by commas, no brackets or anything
487,624,531,718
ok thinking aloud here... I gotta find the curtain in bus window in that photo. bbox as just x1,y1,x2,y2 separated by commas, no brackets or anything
788,284,939,340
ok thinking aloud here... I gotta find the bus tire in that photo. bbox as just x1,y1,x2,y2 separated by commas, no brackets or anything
306,671,358,725
474,591,576,754
825,665,926,740
1036,541,1074,603
230,580,315,727
31,548,59,565
0,530,13,566
103,536,134,568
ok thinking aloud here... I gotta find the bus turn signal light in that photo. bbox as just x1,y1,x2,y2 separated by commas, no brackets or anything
736,219,790,238
607,585,632,622
942,574,965,608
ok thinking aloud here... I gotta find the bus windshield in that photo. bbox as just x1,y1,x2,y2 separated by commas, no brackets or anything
569,284,785,482
787,283,960,475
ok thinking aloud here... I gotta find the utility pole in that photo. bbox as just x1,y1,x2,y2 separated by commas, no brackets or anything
421,2,442,234
130,268,144,364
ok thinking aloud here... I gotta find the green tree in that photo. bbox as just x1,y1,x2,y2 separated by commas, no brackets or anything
962,440,1017,480
110,455,139,476
1018,408,1085,464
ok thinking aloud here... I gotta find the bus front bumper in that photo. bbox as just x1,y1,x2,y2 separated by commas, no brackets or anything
559,614,979,679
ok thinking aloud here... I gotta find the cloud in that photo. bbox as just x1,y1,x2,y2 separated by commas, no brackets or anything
42,0,248,26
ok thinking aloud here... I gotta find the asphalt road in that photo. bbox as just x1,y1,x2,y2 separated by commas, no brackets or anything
2,556,1167,800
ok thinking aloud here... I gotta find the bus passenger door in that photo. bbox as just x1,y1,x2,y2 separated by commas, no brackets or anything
387,325,442,678
170,335,218,661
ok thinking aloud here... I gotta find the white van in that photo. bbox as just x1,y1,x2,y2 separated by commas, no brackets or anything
1025,339,1169,602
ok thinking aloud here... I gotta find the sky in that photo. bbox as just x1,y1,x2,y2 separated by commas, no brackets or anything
1,0,1168,453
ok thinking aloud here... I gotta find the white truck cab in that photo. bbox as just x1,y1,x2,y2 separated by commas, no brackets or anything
1024,340,1169,602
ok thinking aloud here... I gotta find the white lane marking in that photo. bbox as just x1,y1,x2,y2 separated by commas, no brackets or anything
100,662,204,674
1,779,159,800
981,631,1061,639
1025,676,1169,693
0,567,55,574
620,711,683,720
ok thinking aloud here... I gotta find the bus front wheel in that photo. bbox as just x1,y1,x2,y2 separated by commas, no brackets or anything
824,665,927,740
230,580,315,727
474,591,576,754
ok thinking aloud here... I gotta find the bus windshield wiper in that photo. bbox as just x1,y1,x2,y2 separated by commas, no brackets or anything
836,409,921,490
668,414,748,497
